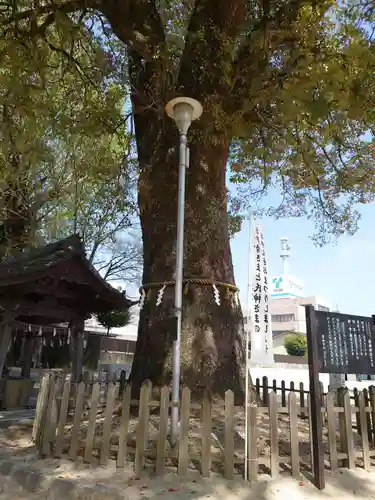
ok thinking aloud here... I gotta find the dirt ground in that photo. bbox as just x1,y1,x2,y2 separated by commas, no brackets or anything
1,423,375,500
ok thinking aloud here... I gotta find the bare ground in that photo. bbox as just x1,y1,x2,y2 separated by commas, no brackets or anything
1,423,375,500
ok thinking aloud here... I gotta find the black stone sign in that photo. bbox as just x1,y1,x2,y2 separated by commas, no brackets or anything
315,311,375,374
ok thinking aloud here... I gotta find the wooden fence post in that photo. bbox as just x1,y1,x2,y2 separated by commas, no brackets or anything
269,391,278,478
156,386,170,476
337,387,347,467
178,387,191,476
68,381,85,461
369,386,375,443
247,405,258,482
41,374,58,456
100,383,116,466
83,382,101,463
343,390,355,469
272,379,277,394
358,392,371,471
363,388,372,443
83,370,90,400
117,384,131,468
224,389,235,480
281,380,286,407
289,381,295,398
55,379,71,458
299,382,305,419
32,374,50,448
262,376,268,406
326,391,338,471
288,392,299,478
201,391,212,478
354,388,361,437
119,370,127,398
256,378,260,399
134,381,151,475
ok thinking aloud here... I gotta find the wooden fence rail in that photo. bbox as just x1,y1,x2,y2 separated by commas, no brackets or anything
33,374,375,482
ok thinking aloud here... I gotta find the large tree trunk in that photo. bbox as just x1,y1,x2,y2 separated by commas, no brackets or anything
130,116,246,401
103,0,252,403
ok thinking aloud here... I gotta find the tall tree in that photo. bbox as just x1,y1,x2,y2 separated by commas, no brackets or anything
0,4,131,255
1,1,374,399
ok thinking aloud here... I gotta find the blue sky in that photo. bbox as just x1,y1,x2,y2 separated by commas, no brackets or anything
231,202,375,317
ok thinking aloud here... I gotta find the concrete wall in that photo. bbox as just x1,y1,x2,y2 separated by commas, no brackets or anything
99,351,132,365
250,364,375,392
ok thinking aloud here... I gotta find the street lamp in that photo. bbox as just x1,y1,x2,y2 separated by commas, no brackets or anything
165,97,203,446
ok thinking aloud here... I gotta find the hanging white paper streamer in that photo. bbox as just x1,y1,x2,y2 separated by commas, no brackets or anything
139,288,146,310
212,284,221,305
156,285,166,306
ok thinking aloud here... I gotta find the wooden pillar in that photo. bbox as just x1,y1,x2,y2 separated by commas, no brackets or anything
33,336,43,368
21,330,35,378
305,305,325,490
0,321,12,378
70,318,85,382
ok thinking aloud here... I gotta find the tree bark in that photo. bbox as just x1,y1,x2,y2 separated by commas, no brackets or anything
130,117,246,402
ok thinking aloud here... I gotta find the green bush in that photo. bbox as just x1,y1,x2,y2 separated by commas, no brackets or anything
284,333,307,357
97,309,131,334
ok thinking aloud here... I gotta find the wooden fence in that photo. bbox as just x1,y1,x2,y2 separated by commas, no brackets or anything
33,374,375,481
255,377,375,437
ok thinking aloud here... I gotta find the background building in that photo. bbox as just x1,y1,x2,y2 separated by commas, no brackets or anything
269,238,330,353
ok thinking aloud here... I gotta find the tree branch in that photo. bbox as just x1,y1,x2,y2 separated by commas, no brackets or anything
177,0,248,118
1,0,96,31
230,0,326,109
98,0,165,60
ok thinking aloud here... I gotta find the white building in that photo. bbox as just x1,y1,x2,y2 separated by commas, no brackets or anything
270,295,330,354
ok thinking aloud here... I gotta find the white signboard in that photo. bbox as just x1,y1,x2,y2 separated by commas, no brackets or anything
270,274,304,298
250,225,274,366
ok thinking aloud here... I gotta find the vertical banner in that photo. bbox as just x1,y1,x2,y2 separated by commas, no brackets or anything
250,224,274,366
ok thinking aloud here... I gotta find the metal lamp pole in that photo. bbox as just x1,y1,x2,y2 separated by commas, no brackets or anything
165,97,203,446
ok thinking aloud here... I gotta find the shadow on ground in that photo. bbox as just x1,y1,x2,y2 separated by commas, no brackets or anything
1,424,375,500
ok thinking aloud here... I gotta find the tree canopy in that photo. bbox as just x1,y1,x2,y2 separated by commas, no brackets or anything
0,2,143,284
97,309,131,334
0,1,374,246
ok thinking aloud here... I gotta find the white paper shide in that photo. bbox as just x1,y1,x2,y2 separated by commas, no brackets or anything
250,224,274,366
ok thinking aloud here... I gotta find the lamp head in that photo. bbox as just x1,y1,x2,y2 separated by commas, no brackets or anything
165,97,203,135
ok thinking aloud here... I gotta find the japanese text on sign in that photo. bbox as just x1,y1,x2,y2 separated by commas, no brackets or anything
315,311,375,374
250,224,274,366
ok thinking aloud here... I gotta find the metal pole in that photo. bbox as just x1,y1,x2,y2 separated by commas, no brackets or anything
171,134,188,447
